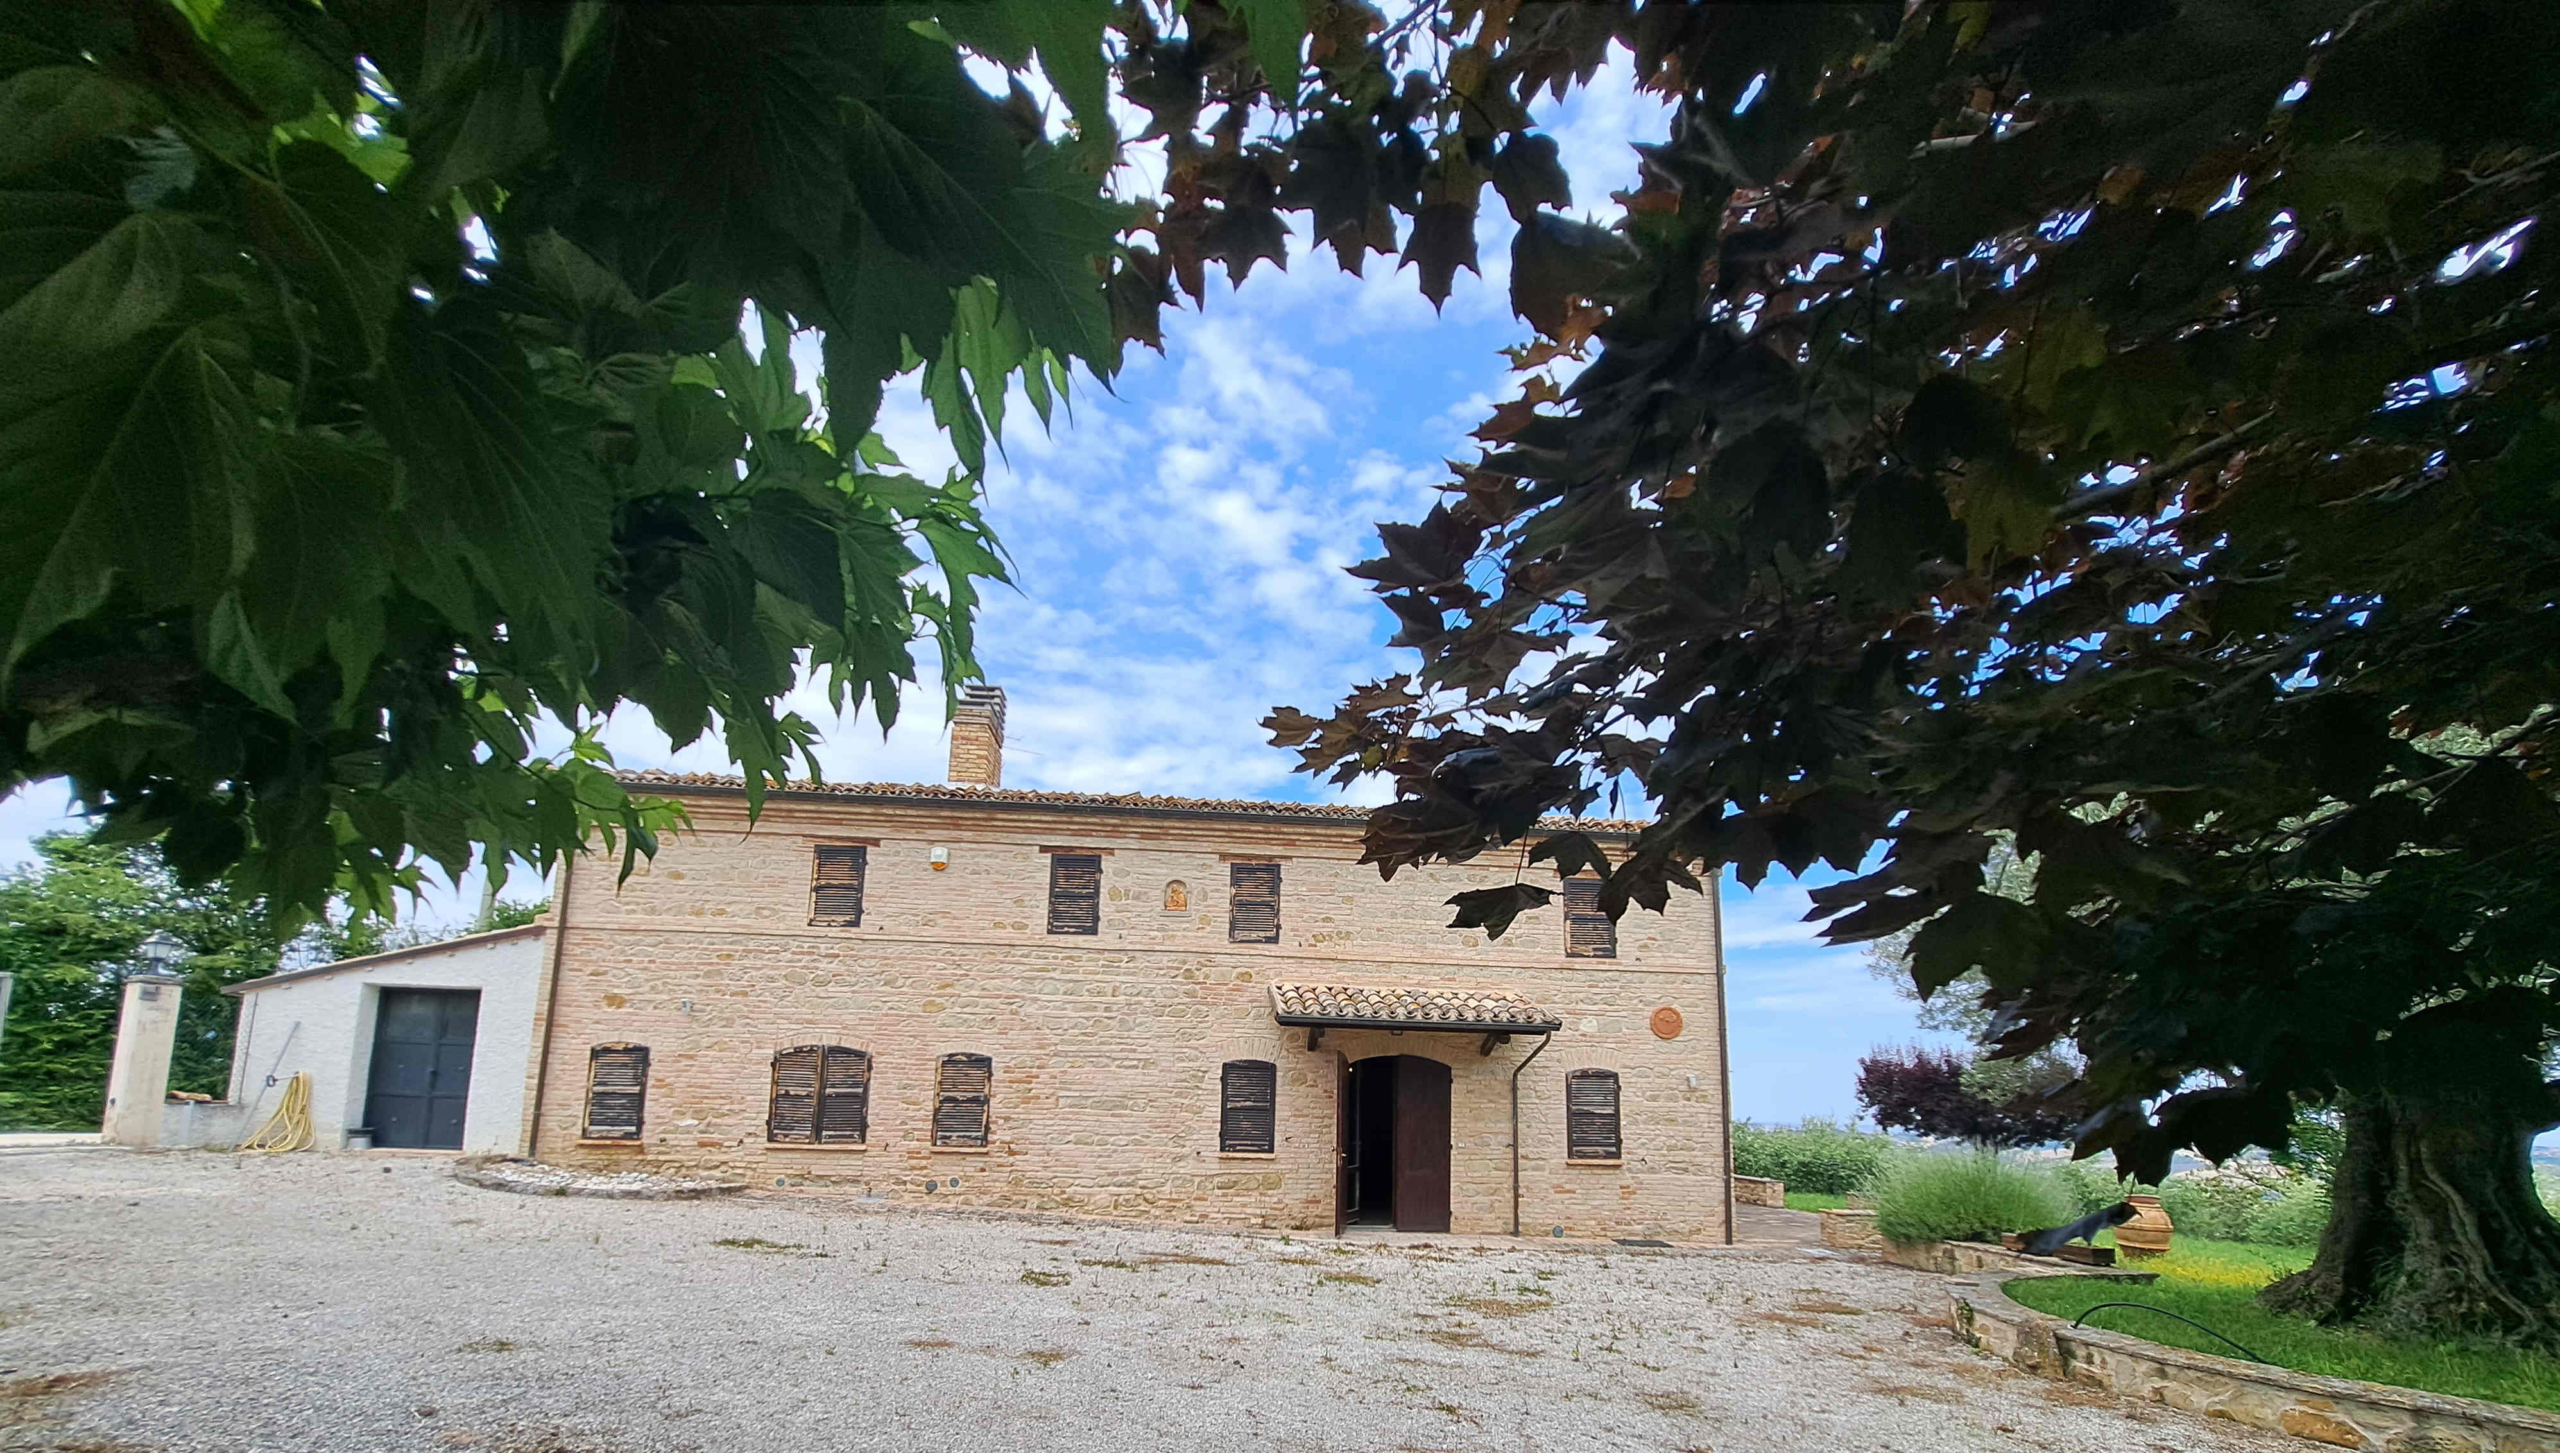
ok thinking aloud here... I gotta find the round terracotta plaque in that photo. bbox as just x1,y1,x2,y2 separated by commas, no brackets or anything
1650,1006,1684,1040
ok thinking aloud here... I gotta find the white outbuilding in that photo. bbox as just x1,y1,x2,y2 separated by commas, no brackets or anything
205,924,550,1153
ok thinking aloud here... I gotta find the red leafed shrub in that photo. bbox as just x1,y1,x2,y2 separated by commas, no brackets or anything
1855,1045,2079,1148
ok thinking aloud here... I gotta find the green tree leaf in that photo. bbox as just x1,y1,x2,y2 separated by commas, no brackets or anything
1229,0,1309,100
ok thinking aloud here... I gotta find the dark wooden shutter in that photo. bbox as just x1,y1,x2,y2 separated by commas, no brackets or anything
767,1045,821,1142
584,1044,649,1140
1220,1059,1277,1153
934,1053,992,1147
1566,1068,1622,1160
809,844,866,926
1563,877,1617,958
817,1046,870,1144
1228,862,1281,944
1047,854,1101,935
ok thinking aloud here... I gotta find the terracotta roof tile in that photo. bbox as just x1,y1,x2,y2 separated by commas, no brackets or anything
616,770,1650,835
1268,982,1563,1033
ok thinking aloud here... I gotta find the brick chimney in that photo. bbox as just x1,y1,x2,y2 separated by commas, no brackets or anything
949,684,1006,787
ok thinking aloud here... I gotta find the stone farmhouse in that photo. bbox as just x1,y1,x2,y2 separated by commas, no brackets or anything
161,686,1731,1243
530,687,1734,1242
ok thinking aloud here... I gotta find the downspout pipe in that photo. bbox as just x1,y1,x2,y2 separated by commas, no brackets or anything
1509,1031,1554,1237
1713,871,1734,1245
525,854,574,1158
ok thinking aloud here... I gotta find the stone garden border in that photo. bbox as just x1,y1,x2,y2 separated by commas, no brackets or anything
454,1156,747,1201
1948,1270,2560,1452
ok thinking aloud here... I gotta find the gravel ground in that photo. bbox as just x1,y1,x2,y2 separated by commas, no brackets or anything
0,1148,2299,1453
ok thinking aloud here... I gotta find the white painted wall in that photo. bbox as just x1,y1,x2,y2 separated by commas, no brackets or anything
225,928,547,1154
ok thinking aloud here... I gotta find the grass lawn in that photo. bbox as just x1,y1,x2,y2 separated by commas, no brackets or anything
2007,1237,2560,1413
1784,1191,1851,1213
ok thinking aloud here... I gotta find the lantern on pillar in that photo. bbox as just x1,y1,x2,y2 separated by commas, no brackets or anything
132,930,187,979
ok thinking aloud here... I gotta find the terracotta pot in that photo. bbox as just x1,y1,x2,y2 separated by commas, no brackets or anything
2115,1193,2174,1258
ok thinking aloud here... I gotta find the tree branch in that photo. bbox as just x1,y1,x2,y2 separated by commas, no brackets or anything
2052,412,2275,522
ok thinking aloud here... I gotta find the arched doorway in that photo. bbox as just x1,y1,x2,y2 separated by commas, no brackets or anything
1340,1055,1451,1232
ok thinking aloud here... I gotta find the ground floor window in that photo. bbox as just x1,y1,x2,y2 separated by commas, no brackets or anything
768,1045,870,1144
1566,1068,1621,1160
1219,1059,1276,1152
584,1044,649,1140
934,1053,992,1147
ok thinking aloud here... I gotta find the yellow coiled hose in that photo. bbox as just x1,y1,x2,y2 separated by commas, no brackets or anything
237,1071,314,1154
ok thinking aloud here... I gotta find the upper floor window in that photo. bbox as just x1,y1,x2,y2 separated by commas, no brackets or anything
934,1053,993,1147
768,1045,870,1144
1563,877,1616,958
1220,1059,1277,1153
1566,1068,1622,1160
583,1043,649,1140
1228,862,1281,943
1047,853,1101,935
808,844,867,926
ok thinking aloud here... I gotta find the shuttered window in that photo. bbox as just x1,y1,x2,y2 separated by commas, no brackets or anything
808,844,866,926
1219,1059,1277,1153
933,1053,992,1147
1047,853,1101,935
767,1045,870,1145
1566,1068,1622,1161
1563,876,1617,958
1228,862,1281,943
583,1044,649,1141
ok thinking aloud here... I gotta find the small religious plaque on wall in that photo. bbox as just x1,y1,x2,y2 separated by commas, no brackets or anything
1649,1006,1684,1040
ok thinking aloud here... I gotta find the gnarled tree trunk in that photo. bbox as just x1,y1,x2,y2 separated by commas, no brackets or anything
2263,1083,2560,1349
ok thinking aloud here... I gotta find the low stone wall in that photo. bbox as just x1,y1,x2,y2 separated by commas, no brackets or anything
1882,1236,2055,1275
1820,1208,1883,1251
1733,1175,1785,1207
157,1099,251,1150
1950,1272,2560,1452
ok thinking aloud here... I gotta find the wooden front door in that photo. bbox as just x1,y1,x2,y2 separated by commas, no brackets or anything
1334,1053,1353,1235
1391,1056,1452,1232
365,988,480,1149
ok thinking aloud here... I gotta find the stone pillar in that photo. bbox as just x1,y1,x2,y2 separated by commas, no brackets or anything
101,973,184,1146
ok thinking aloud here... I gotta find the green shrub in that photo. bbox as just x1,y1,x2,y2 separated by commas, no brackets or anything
2153,1174,2268,1242
1729,1118,1893,1196
1872,1151,2072,1244
2011,1157,2346,1247
2246,1181,2332,1247
2046,1157,2133,1218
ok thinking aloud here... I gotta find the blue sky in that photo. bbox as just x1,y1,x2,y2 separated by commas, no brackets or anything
0,56,1969,1129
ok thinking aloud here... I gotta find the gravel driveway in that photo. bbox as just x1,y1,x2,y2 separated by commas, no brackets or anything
0,1149,2297,1453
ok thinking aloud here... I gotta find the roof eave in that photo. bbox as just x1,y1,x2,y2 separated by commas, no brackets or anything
618,775,1650,839
222,921,548,996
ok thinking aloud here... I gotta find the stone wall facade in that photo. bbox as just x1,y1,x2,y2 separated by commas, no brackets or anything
531,786,1731,1242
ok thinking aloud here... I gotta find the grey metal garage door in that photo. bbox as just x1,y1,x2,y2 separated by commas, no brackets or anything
365,989,480,1149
